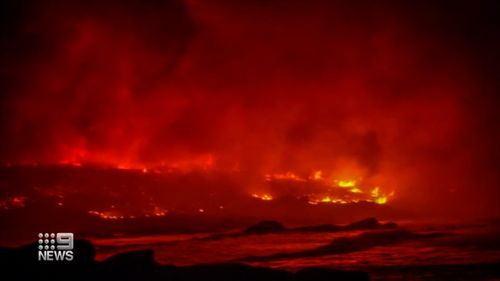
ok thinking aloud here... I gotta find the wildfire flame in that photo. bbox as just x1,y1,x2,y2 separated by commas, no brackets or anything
0,163,394,220
311,170,323,180
265,172,305,182
252,193,274,201
88,206,167,220
263,170,395,205
349,187,362,193
336,179,357,187
88,210,123,220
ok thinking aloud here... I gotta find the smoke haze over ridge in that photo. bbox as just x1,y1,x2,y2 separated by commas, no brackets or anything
1,0,499,217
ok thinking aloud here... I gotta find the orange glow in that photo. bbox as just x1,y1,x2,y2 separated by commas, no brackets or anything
263,171,394,205
163,154,215,172
349,187,362,193
88,206,167,219
321,196,332,203
312,170,323,180
55,152,217,174
252,193,274,201
374,196,387,204
152,206,167,217
310,196,348,204
265,172,305,182
370,187,394,205
336,179,357,188
88,210,123,220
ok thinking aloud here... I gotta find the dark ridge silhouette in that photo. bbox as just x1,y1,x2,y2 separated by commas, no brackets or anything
241,229,450,262
103,249,158,269
244,220,287,234
295,217,397,232
292,223,342,232
0,239,370,281
344,217,397,230
199,217,397,241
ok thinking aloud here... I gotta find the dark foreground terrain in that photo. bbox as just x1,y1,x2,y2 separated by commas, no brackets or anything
2,219,500,280
0,239,369,281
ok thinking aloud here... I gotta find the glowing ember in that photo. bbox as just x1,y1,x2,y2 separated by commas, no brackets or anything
252,194,274,201
312,170,323,180
314,196,348,204
349,187,362,193
264,172,394,205
88,206,167,219
336,180,357,188
370,187,394,205
88,210,123,220
152,206,167,217
321,196,332,203
374,196,387,204
265,172,305,182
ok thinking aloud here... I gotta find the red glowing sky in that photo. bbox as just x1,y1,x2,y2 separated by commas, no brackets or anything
1,0,499,217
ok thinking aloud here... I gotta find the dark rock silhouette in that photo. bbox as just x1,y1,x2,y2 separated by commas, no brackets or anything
0,239,370,281
104,249,157,268
293,224,342,232
343,217,382,229
241,229,449,262
0,239,94,266
200,217,397,241
296,217,397,232
244,220,286,234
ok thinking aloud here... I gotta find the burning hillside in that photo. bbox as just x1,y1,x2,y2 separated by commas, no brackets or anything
0,164,395,218
0,0,499,239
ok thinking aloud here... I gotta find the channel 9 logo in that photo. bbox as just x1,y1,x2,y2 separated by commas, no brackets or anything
37,232,74,261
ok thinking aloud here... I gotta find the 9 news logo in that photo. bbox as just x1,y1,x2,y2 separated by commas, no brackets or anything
37,232,74,261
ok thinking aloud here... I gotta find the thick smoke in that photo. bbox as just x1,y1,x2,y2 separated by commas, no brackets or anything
1,0,499,217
